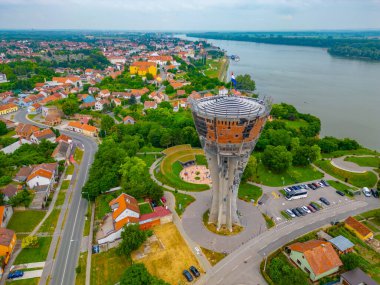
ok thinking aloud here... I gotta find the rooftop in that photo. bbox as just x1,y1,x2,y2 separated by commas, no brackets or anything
329,235,355,252
190,95,268,119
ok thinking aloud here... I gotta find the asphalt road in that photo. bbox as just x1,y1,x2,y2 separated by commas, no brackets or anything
196,198,379,285
14,110,98,285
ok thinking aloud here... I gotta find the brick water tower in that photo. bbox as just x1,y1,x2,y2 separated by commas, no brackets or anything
189,93,271,231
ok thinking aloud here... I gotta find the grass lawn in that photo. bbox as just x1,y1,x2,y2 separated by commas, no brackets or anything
14,237,52,265
375,235,380,241
74,148,84,164
136,153,161,167
139,203,153,215
262,213,275,229
6,278,40,285
38,209,60,234
7,210,46,233
321,148,378,159
315,160,378,188
95,192,119,220
91,247,131,285
83,203,92,237
55,188,67,207
2,130,16,138
200,247,227,266
280,210,291,220
139,146,163,153
204,59,222,78
362,221,379,233
280,119,308,130
75,251,87,285
356,209,380,227
158,147,209,191
172,191,195,217
253,162,324,187
195,154,208,166
328,180,355,197
135,223,203,285
66,164,75,175
345,156,380,168
238,183,262,202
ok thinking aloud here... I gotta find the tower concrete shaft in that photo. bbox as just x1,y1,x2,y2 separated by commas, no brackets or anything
190,94,270,231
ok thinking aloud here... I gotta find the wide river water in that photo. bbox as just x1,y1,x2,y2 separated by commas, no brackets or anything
179,35,380,151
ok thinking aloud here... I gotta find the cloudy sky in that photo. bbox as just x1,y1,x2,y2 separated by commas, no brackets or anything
0,0,379,30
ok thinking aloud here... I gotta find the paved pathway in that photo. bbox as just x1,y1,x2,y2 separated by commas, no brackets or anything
331,155,378,174
85,203,95,285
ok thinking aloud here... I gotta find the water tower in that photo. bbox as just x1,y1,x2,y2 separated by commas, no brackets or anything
189,94,271,231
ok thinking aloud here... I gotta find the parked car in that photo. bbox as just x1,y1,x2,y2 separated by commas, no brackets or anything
321,180,330,187
312,182,319,188
301,206,311,214
8,271,24,279
291,208,301,217
161,196,167,203
371,188,379,198
307,205,316,213
189,266,200,277
309,203,320,211
286,209,296,218
297,207,307,216
308,183,316,190
331,220,339,225
336,190,345,196
362,187,371,197
320,197,330,205
284,187,291,193
183,270,194,282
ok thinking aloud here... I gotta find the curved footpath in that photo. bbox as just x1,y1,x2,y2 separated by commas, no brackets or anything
331,155,378,174
10,110,98,285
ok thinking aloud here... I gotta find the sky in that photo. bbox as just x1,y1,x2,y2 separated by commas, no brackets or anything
0,0,379,31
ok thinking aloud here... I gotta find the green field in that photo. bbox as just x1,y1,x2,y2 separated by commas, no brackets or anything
253,162,324,187
74,148,84,163
345,156,380,168
7,210,46,233
204,59,223,78
6,278,40,285
356,209,380,227
195,155,208,166
75,252,87,285
139,146,163,153
321,148,378,158
39,209,60,234
238,183,262,202
139,203,153,215
315,160,378,188
136,153,161,167
172,191,195,217
14,237,52,265
91,247,131,285
280,119,309,130
158,147,209,191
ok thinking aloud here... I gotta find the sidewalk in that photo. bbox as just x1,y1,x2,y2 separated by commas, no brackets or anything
85,203,95,285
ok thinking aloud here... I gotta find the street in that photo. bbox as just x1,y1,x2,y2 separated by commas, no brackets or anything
13,110,98,285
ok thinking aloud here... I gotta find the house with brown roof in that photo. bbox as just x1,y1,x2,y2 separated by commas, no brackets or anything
15,123,39,139
30,128,56,144
0,228,16,264
66,121,98,137
344,216,374,241
123,116,135,125
287,240,343,281
51,140,71,162
97,193,140,245
26,163,57,190
144,101,157,110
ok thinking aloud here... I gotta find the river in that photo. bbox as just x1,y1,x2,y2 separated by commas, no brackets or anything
178,35,380,151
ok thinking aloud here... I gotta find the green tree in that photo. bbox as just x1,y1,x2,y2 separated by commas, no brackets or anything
101,115,115,134
128,95,137,105
159,129,172,148
292,145,321,166
235,74,256,91
165,85,175,94
118,224,150,257
62,100,79,116
0,121,7,136
22,236,39,248
146,73,154,80
120,263,169,285
242,156,257,182
262,145,292,173
119,156,148,191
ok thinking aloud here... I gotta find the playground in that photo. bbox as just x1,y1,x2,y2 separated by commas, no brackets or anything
180,165,212,185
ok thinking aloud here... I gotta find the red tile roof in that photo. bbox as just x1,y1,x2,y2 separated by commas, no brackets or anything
109,193,140,221
0,228,15,247
345,216,372,237
139,206,172,222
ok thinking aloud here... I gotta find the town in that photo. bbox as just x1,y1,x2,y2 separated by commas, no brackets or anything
0,31,379,285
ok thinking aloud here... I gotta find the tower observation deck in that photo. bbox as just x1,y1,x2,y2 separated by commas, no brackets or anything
189,94,271,231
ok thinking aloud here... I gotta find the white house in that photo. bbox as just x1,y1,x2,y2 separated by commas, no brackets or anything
218,86,228,96
26,168,55,190
0,73,8,83
30,129,56,144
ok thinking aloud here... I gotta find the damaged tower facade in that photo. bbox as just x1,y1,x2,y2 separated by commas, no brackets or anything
190,94,271,231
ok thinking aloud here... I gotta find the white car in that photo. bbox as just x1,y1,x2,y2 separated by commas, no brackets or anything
284,188,291,193
286,209,296,218
362,187,371,197
302,206,311,214
194,247,201,255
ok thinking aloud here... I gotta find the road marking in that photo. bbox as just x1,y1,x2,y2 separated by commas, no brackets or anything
217,278,223,284
271,191,279,199
232,265,239,271
60,155,91,285
244,255,252,262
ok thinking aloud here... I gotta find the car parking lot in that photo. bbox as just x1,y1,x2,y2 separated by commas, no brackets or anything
263,180,361,223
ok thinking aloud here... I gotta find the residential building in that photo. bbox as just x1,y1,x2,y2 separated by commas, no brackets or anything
287,240,343,281
15,123,39,139
340,268,378,285
30,128,56,144
0,184,20,201
149,91,165,103
144,101,157,110
26,164,57,190
123,116,135,125
218,86,228,96
45,113,62,126
0,103,18,115
51,140,71,162
0,206,13,228
97,193,140,245
129,61,157,77
112,98,121,106
0,73,7,83
66,121,98,137
0,228,16,264
344,216,374,241
14,166,34,182
0,118,16,130
52,76,83,88
95,99,109,111
27,103,42,114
